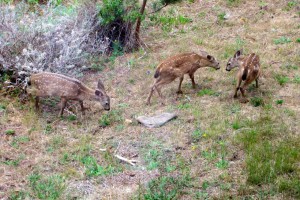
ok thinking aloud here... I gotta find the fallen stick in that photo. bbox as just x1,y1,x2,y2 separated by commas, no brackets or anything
99,149,138,166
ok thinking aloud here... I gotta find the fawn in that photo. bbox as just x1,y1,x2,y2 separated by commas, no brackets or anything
146,52,220,105
26,72,110,116
226,49,261,103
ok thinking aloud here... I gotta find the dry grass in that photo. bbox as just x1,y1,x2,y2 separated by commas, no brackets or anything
1,0,299,199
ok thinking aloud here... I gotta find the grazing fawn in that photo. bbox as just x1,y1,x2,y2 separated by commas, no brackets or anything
146,52,220,105
26,72,110,116
226,49,261,103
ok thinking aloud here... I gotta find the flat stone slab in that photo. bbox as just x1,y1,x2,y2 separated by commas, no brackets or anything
136,112,177,128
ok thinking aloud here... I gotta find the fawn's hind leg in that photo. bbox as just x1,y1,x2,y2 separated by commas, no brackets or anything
59,98,67,117
35,97,40,111
177,76,184,94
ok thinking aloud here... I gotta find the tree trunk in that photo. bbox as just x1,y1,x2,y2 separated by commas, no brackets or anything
134,0,147,48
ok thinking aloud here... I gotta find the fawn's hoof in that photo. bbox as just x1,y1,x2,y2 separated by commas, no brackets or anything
240,98,249,103
233,94,238,98
176,90,183,94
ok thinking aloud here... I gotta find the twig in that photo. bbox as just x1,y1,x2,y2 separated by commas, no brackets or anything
114,154,138,166
99,148,138,166
147,3,168,15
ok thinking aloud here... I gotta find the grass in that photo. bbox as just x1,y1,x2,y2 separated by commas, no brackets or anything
235,114,300,197
28,173,65,199
1,0,299,199
273,36,292,45
274,74,290,85
197,89,216,96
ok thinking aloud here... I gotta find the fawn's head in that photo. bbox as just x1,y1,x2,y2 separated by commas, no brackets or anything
94,80,110,111
203,54,220,70
226,49,242,71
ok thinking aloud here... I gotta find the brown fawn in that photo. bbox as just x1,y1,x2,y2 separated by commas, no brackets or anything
226,49,261,103
26,72,110,116
146,52,220,105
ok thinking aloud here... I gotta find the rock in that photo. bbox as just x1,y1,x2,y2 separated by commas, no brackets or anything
136,112,177,128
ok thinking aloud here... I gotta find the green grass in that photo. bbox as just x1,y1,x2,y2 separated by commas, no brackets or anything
197,89,216,96
29,173,65,200
274,74,290,85
99,109,124,127
273,36,292,44
5,129,15,135
293,75,300,84
250,97,264,107
139,175,191,200
235,114,300,197
276,99,284,105
149,12,192,32
11,136,30,148
80,155,121,177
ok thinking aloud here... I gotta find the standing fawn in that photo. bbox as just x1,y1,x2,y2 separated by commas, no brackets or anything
146,52,220,105
26,72,110,116
226,49,261,103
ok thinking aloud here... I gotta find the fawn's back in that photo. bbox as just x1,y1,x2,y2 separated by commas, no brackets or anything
28,72,84,98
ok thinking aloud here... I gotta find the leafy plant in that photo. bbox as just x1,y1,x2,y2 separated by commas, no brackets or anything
274,74,290,85
273,36,292,45
5,129,15,135
250,97,264,107
99,110,123,127
142,175,191,200
191,129,203,143
276,99,284,105
29,173,65,200
197,89,216,96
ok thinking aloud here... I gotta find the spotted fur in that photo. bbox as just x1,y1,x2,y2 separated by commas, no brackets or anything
26,72,110,116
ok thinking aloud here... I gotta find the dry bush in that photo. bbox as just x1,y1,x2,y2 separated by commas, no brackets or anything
0,2,109,86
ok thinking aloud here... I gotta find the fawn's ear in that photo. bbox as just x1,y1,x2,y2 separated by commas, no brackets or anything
234,49,243,58
207,55,213,61
95,89,104,96
97,79,105,90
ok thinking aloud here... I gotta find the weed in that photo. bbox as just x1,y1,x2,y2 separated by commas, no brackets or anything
232,120,241,130
11,136,30,148
141,175,191,200
293,75,300,84
2,155,24,167
284,1,298,11
283,64,298,70
235,114,300,197
217,12,226,22
197,89,216,96
202,180,210,190
80,155,121,177
5,129,15,135
276,99,283,105
195,191,209,199
44,124,53,134
296,38,300,43
202,150,217,160
67,115,76,121
0,104,6,111
226,0,241,6
191,129,203,143
216,157,229,169
8,191,28,200
274,74,290,85
29,173,65,200
99,109,124,127
273,36,292,45
250,97,264,107
177,103,191,110
149,13,192,32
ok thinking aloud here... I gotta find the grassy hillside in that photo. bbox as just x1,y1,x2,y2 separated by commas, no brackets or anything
0,0,299,199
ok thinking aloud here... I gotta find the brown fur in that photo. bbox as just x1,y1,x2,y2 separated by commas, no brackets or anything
26,72,110,116
226,50,261,103
146,52,220,105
